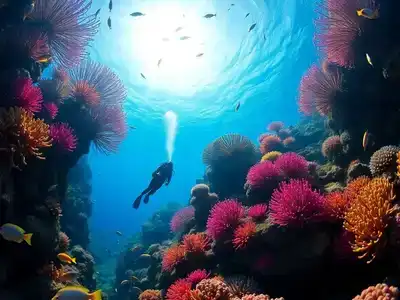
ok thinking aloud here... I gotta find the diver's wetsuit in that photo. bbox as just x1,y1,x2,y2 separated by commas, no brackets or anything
133,162,173,209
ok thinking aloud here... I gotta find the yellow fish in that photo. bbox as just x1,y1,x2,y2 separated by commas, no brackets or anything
0,223,32,245
140,254,151,258
57,253,77,264
366,53,373,66
51,286,102,300
37,55,52,63
58,270,79,282
357,8,379,20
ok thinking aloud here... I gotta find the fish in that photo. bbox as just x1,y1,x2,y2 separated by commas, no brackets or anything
245,13,250,18
162,38,170,42
263,33,266,41
131,276,139,281
357,8,379,20
179,36,191,40
107,17,111,29
23,1,35,19
140,254,151,258
175,26,183,32
196,53,204,58
383,68,389,79
157,58,162,67
248,23,256,32
120,280,129,285
94,8,101,18
362,130,374,151
37,55,52,63
51,286,102,300
57,253,77,264
129,125,136,130
108,0,112,12
130,245,142,252
58,270,79,282
235,102,241,112
116,230,123,236
130,12,145,17
0,223,32,245
203,13,216,18
48,184,58,192
366,53,373,66
140,73,146,79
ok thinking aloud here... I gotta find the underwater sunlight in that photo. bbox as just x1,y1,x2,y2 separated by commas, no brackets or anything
164,110,178,162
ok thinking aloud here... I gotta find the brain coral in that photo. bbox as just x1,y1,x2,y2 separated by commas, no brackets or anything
353,283,399,300
369,146,400,177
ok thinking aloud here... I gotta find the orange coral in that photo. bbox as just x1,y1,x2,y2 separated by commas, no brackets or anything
344,178,397,263
324,192,348,220
233,221,257,250
182,233,210,254
344,176,371,202
161,244,185,272
139,289,162,300
353,283,399,300
70,80,100,106
0,107,52,167
259,135,282,155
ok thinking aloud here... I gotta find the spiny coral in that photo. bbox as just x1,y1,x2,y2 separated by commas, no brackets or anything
353,283,399,300
298,65,318,115
369,146,400,177
259,135,282,155
344,176,371,202
324,192,348,221
206,199,245,240
270,179,326,227
182,233,210,254
233,221,257,250
170,206,195,233
344,178,397,263
139,289,162,300
195,278,231,300
70,80,100,106
246,161,281,187
166,279,192,300
161,244,185,272
14,77,43,113
261,151,282,162
274,152,309,178
50,123,77,152
247,204,268,221
43,102,58,119
225,276,260,298
321,135,342,159
186,269,210,287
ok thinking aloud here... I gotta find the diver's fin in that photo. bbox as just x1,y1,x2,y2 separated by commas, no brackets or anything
143,194,150,204
133,196,141,209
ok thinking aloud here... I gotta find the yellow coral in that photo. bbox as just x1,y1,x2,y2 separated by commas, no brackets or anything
261,151,282,162
139,289,161,300
344,176,371,202
344,178,397,263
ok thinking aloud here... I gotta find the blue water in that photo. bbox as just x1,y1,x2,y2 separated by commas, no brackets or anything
86,0,318,257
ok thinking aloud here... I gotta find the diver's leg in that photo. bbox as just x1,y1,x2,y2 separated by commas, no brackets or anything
133,187,152,209
143,188,157,204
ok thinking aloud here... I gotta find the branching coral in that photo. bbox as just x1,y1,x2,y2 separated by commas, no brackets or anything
344,178,397,263
248,204,268,221
14,77,43,113
274,152,309,178
344,176,371,202
170,206,195,233
161,244,185,272
233,221,257,250
186,269,210,287
29,0,100,67
195,278,231,300
50,123,77,152
270,179,326,227
206,199,245,240
353,283,399,300
261,151,281,162
182,233,210,254
166,279,192,300
369,146,400,177
139,289,162,300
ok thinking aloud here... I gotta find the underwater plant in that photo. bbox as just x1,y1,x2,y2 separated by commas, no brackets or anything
50,122,77,152
170,206,195,233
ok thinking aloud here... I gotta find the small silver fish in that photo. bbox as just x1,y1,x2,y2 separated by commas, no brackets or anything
179,36,190,40
94,8,101,18
175,26,183,32
245,13,250,18
130,12,145,17
382,68,389,79
203,13,216,18
157,58,162,67
248,23,256,32
109,0,112,12
107,17,112,29
129,125,136,130
235,102,241,111
48,184,58,192
140,73,146,79
196,53,204,58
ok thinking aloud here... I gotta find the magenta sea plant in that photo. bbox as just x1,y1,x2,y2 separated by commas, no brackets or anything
170,206,195,233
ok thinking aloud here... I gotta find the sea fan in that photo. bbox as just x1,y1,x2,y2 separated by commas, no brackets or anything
50,123,77,152
14,77,43,113
170,206,195,233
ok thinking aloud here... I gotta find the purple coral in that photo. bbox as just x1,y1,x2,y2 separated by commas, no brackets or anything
269,179,326,227
170,206,195,233
206,199,245,240
246,161,281,188
247,204,268,221
298,65,318,116
43,102,58,119
30,0,100,67
275,152,309,178
14,77,43,113
50,123,78,152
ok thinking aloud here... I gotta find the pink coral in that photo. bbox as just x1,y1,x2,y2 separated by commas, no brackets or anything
269,179,326,227
170,206,195,233
298,65,318,116
58,231,70,252
186,269,210,287
321,135,342,158
246,161,281,188
206,199,245,240
14,77,43,113
267,121,284,132
50,123,77,152
166,279,192,300
43,102,58,119
259,135,282,155
274,152,309,179
248,204,268,221
233,221,257,250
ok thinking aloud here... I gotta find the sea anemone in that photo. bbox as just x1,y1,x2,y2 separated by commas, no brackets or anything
195,278,231,300
139,290,161,300
247,204,268,221
324,192,348,221
13,77,43,113
206,199,245,240
166,279,192,300
261,151,281,162
321,135,342,159
267,121,284,132
246,161,281,188
161,244,185,272
29,0,100,67
182,233,210,254
369,146,400,177
270,179,326,227
353,283,399,300
274,152,309,178
233,221,257,250
170,206,195,233
50,123,77,152
298,65,318,115
186,269,210,287
344,177,397,263
259,135,282,155
224,276,260,298
43,102,58,119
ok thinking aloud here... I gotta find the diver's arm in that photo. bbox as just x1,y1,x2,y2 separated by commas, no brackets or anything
165,173,172,186
152,164,165,177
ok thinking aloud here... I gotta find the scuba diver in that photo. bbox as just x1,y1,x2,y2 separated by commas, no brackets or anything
133,161,173,209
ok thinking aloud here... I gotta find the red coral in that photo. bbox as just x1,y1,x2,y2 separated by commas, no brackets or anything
14,77,43,113
325,192,349,221
233,221,257,250
246,161,281,188
248,204,268,221
161,245,185,272
50,123,77,152
166,279,192,300
186,269,210,287
267,121,284,132
170,206,195,233
259,135,282,155
206,199,245,240
274,152,309,179
182,233,210,254
43,102,58,119
270,179,326,227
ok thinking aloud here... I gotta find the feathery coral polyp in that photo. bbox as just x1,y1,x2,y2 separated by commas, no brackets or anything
43,102,58,119
233,221,257,250
186,269,210,286
70,81,100,106
161,244,185,272
182,233,210,254
344,176,371,202
50,123,77,152
248,204,268,221
325,192,348,221
170,206,195,233
14,77,43,113
275,152,309,178
166,279,192,300
298,65,318,115
246,161,281,187
344,178,397,263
